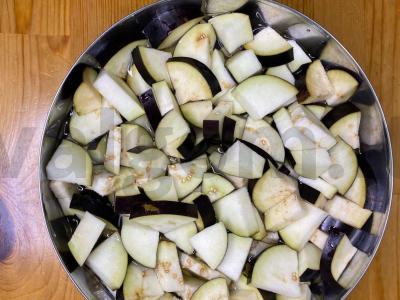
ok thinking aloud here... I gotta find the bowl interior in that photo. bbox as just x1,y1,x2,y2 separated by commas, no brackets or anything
39,0,393,299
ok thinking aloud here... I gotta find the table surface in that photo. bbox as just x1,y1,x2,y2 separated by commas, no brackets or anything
0,0,398,299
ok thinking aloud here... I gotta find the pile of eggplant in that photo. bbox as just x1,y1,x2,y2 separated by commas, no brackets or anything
46,0,382,299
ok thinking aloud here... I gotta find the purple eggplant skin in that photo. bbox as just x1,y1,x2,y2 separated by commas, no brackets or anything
203,120,220,141
257,48,294,68
50,215,81,272
129,201,198,219
167,57,222,96
179,138,209,162
321,102,360,128
320,230,347,299
70,190,119,226
115,194,151,215
132,47,156,85
138,89,163,130
142,5,202,48
87,134,106,151
237,2,267,30
300,269,321,283
221,116,236,146
298,181,320,204
193,195,217,228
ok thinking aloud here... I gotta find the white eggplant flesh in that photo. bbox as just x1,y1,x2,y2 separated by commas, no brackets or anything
344,167,367,208
174,23,216,67
141,176,178,201
93,71,145,121
204,100,233,138
86,233,128,290
159,17,204,49
253,166,298,212
73,81,102,115
152,80,180,116
331,235,357,281
104,126,121,175
279,201,328,251
127,64,151,96
203,0,249,15
68,212,105,266
191,278,229,300
121,218,159,268
90,165,117,196
181,100,213,128
49,180,82,217
177,276,204,300
242,117,285,163
190,222,228,269
252,207,267,241
287,40,312,73
121,124,153,153
155,241,184,292
213,88,246,115
326,69,359,106
304,60,334,103
168,156,208,199
211,49,236,90
264,194,305,231
309,229,328,250
217,234,253,281
231,275,263,300
329,111,361,149
69,108,122,145
298,242,322,275
164,222,197,254
179,253,227,280
201,172,235,202
155,110,191,149
276,284,312,300
251,245,301,298
142,268,165,297
226,50,262,83
266,65,295,85
298,176,337,199
208,13,253,54
218,140,265,179
122,262,145,300
320,139,358,194
324,195,372,229
233,75,298,120
46,139,92,186
292,147,332,179
213,187,259,237
88,135,107,164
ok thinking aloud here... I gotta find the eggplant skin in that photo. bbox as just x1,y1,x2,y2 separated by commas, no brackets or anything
138,89,163,130
257,48,294,68
167,57,222,96
194,195,217,228
129,201,198,219
321,102,359,128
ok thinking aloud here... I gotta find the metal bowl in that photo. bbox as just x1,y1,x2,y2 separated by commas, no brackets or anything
39,0,393,299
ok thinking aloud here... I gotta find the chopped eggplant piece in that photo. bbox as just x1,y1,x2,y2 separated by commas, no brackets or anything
298,242,322,276
304,60,334,103
73,80,102,115
165,222,197,254
328,110,361,150
266,65,295,85
219,140,265,179
49,181,83,217
46,139,92,186
93,71,145,121
217,233,252,280
209,13,253,54
203,101,233,140
253,165,298,212
177,276,204,300
324,195,372,229
306,104,330,120
181,100,213,128
202,172,235,202
233,75,298,119
226,50,262,83
155,109,190,150
213,88,246,114
245,27,294,67
86,232,128,290
155,241,184,292
310,229,328,250
320,139,358,194
179,252,227,280
331,234,357,281
202,0,249,15
122,262,145,300
168,156,208,198
142,267,165,297
190,222,228,269
87,135,107,164
127,64,151,96
298,176,337,199
121,218,159,268
104,40,149,78
69,108,122,145
121,124,153,153
213,187,259,237
211,49,236,90
279,201,327,251
251,245,301,297
159,16,204,50
326,69,359,106
344,167,366,207
137,89,163,130
132,46,172,85
287,40,312,73
174,23,216,67
104,126,121,175
141,176,178,201
193,195,217,228
231,275,264,300
152,80,180,116
167,57,221,104
191,278,229,300
68,212,105,266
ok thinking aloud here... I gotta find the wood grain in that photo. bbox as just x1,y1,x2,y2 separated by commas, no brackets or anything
0,0,398,299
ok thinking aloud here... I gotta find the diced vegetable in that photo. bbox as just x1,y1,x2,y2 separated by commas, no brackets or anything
165,222,197,254
226,50,262,82
191,278,229,300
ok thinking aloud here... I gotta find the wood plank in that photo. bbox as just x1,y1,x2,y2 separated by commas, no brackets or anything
0,1,398,299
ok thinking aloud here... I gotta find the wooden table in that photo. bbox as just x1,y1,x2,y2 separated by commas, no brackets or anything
0,0,398,299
